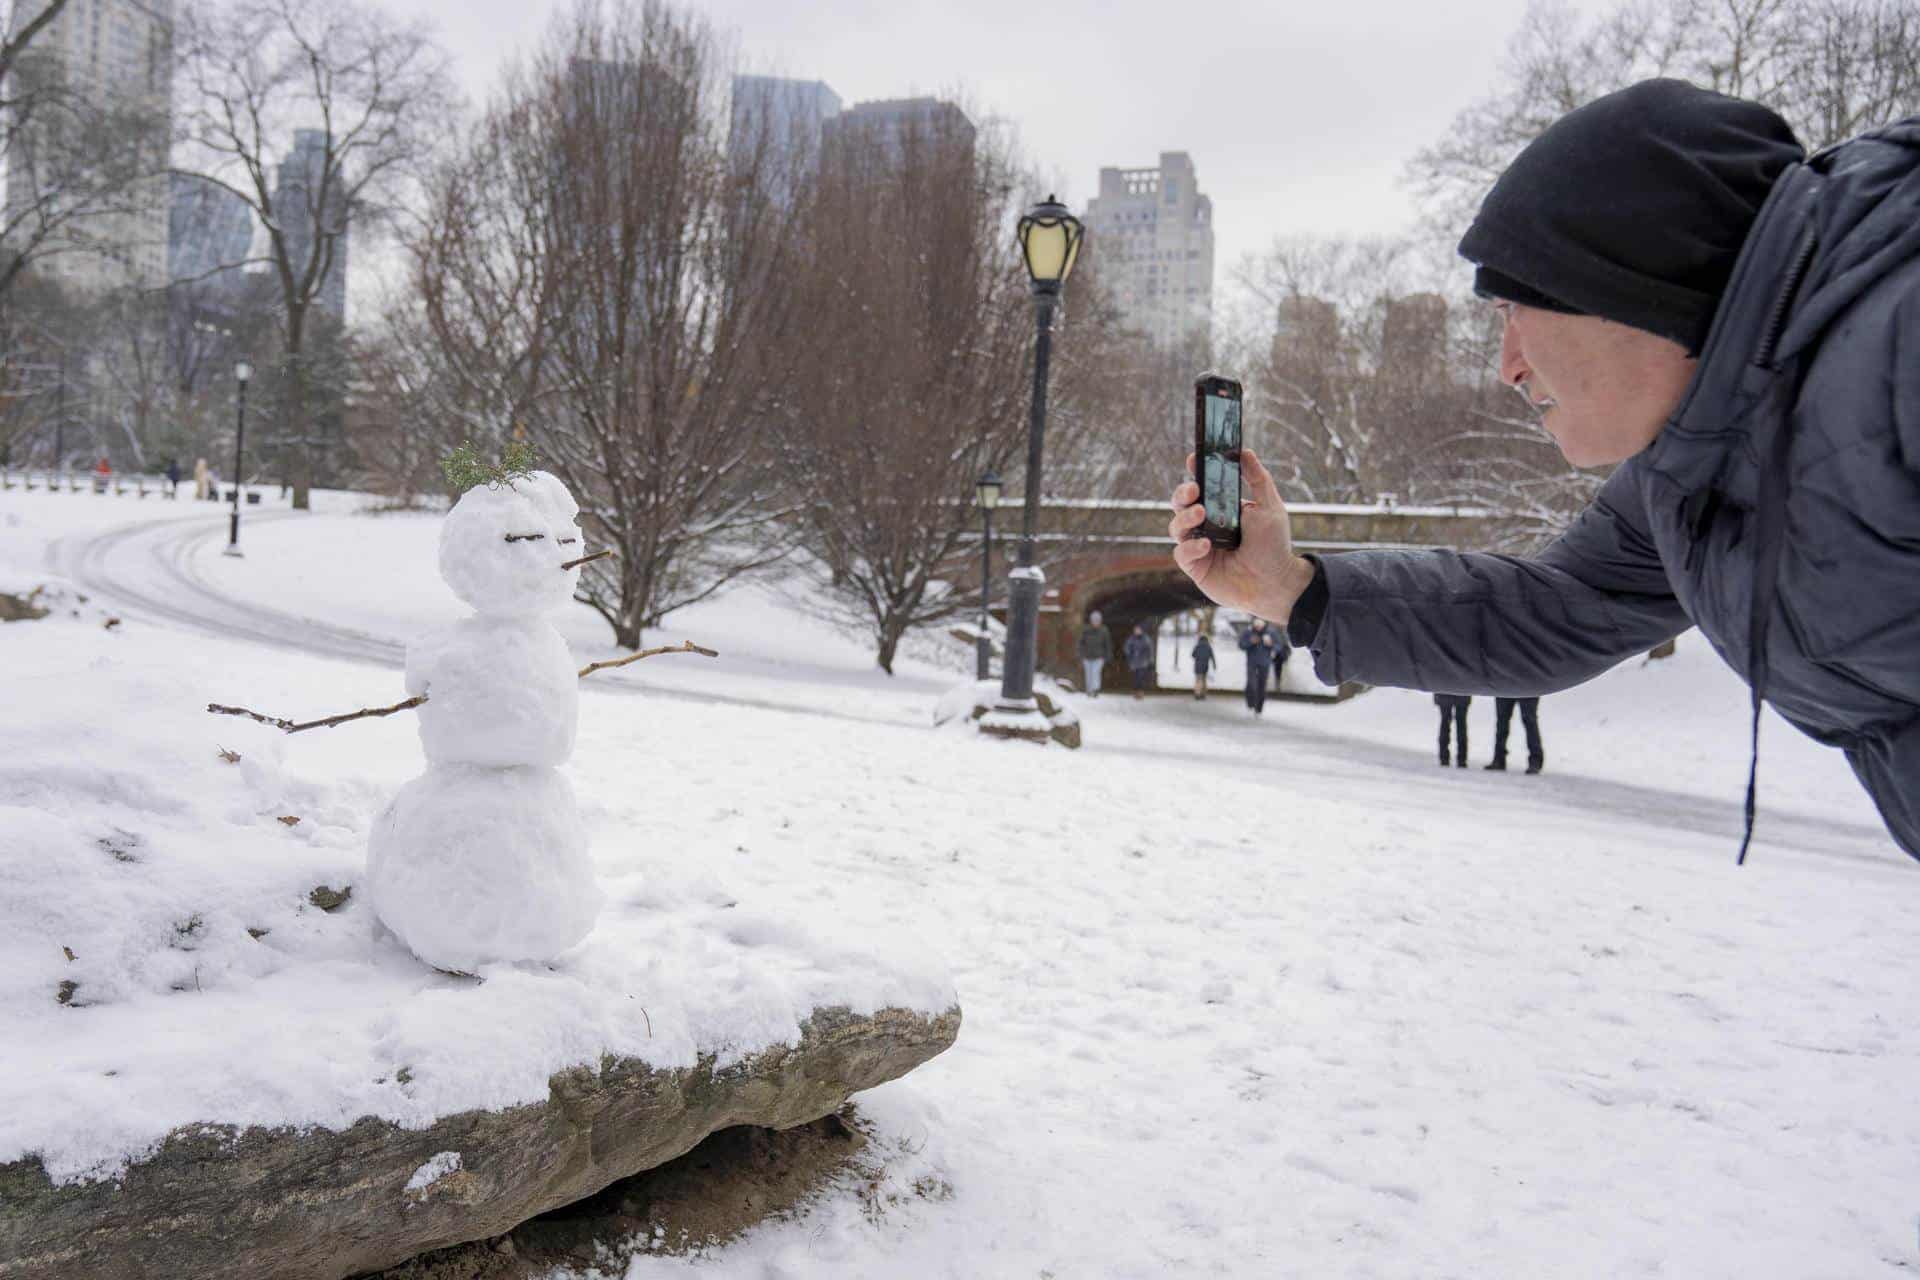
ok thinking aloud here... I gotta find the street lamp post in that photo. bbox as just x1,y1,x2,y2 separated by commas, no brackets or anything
224,361,252,558
997,196,1084,717
974,471,1002,679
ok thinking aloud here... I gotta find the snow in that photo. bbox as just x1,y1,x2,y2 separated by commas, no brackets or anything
405,1150,463,1193
5,486,1919,1279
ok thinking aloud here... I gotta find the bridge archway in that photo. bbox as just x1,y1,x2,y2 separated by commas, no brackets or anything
999,495,1499,694
1044,554,1208,693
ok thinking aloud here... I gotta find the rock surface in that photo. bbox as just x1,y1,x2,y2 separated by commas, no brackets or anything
0,1004,959,1280
0,590,48,623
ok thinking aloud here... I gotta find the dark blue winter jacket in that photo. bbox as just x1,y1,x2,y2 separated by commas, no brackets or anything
1239,625,1279,673
1293,116,1920,860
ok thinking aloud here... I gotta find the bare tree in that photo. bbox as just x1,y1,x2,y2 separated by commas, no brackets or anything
341,297,462,506
174,0,456,509
1408,0,1920,234
773,107,1040,673
0,0,171,303
0,266,81,466
415,0,814,649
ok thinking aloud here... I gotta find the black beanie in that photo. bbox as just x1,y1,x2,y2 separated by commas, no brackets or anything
1458,78,1804,354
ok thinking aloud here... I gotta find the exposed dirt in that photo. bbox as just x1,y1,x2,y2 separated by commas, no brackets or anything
363,1109,868,1279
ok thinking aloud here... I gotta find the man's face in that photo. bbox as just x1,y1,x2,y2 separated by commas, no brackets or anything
1496,303,1698,468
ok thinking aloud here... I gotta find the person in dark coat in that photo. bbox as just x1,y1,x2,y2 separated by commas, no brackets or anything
1192,633,1215,700
1077,610,1112,697
1434,694,1471,768
164,458,181,499
1487,697,1544,774
1239,619,1278,715
1123,625,1155,699
1171,81,1920,862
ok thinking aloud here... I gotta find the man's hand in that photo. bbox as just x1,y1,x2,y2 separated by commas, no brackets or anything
1167,447,1316,623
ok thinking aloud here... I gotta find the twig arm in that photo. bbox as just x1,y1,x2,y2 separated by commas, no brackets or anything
208,695,429,734
578,640,719,679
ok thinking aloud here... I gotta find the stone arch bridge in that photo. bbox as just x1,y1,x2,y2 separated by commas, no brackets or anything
978,497,1502,694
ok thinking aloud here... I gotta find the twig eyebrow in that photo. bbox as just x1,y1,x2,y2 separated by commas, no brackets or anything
504,532,547,542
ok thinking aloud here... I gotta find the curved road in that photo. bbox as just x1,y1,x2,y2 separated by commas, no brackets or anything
49,510,404,669
44,509,914,730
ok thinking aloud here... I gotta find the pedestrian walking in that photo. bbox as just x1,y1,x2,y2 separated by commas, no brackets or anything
1192,634,1215,700
165,458,181,499
1434,694,1471,768
1239,619,1279,715
1487,696,1545,774
1123,625,1154,700
1077,610,1112,697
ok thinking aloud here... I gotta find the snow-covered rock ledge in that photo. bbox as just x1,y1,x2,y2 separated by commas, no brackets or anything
0,1002,959,1280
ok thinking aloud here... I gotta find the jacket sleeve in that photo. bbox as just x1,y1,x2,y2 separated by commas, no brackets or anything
1305,464,1692,695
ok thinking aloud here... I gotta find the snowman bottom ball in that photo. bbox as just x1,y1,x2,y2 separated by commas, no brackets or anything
368,764,603,972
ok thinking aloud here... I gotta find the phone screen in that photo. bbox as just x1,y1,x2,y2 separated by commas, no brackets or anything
1201,385,1242,532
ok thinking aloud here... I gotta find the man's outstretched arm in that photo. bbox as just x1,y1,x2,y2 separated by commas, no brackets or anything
1170,454,1690,696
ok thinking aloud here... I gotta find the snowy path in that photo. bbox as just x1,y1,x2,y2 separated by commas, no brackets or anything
47,510,404,667
43,511,926,732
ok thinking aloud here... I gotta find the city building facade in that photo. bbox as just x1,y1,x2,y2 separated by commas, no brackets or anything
728,77,975,187
167,172,252,286
5,0,174,295
271,128,348,324
1083,152,1214,354
728,74,841,191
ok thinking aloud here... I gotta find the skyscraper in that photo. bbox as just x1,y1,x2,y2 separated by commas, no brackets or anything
4,0,174,295
729,75,841,196
272,128,348,324
821,97,975,164
1083,152,1215,354
167,172,252,286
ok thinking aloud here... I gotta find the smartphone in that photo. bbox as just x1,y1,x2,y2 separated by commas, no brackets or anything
1193,374,1244,548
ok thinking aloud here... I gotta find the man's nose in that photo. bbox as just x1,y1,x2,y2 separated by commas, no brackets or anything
1499,321,1528,389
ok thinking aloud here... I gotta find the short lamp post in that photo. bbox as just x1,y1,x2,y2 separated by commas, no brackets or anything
974,471,1002,679
223,360,251,557
996,196,1083,720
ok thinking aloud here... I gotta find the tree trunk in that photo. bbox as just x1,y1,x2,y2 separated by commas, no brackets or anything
614,610,642,651
285,309,312,511
875,616,907,676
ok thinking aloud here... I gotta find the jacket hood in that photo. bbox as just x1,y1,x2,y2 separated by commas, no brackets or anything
1658,112,1920,490
1775,116,1920,362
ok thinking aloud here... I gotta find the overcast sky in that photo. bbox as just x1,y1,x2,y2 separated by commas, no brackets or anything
407,0,1556,297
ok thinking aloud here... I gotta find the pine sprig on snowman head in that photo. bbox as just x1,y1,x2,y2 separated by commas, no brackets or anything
441,439,538,493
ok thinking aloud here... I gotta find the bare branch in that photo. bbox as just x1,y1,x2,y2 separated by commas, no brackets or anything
207,694,426,733
577,640,719,679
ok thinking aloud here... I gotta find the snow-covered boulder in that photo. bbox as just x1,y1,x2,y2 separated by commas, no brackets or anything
0,1004,959,1280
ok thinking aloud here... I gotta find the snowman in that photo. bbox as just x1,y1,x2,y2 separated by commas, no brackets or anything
365,470,603,972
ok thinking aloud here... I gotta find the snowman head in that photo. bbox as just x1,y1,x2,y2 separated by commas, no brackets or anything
521,471,583,552
439,481,581,618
